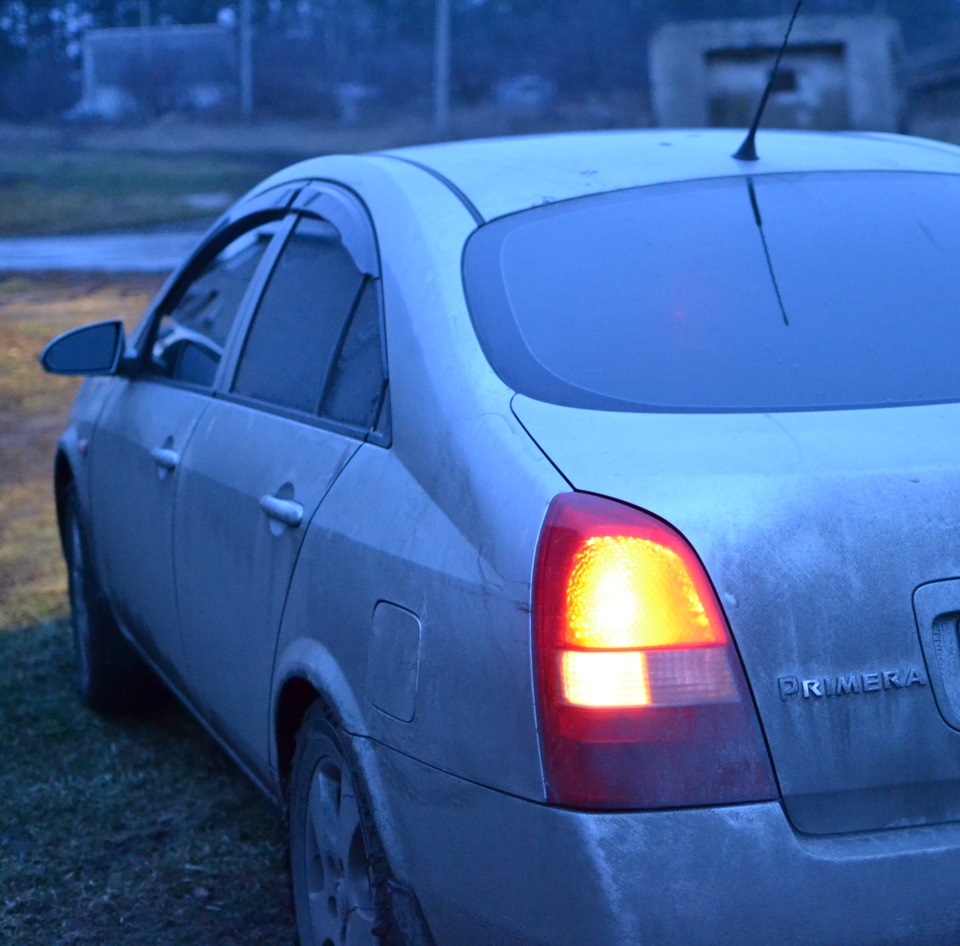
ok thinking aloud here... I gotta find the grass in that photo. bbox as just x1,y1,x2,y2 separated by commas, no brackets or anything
0,273,296,943
0,150,288,236
0,272,163,629
0,116,449,237
0,98,654,237
0,119,427,236
0,622,295,945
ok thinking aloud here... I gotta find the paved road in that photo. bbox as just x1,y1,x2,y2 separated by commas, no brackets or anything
0,230,206,272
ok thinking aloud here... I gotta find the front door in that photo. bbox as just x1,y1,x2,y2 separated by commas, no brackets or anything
174,211,388,776
89,381,209,678
89,216,285,680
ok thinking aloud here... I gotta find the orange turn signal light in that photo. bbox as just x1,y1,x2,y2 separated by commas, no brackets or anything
564,534,725,650
537,493,736,711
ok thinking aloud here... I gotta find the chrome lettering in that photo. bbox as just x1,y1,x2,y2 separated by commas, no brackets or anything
904,667,927,688
882,670,902,689
778,667,926,701
836,674,861,696
778,676,800,701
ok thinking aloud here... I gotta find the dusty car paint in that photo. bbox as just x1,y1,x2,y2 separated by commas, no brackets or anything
45,130,960,944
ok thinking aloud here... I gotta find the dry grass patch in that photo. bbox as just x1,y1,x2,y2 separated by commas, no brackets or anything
0,272,163,629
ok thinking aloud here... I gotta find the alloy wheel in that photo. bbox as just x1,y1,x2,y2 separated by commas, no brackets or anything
303,754,377,946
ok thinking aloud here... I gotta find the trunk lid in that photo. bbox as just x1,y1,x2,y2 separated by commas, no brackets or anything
514,394,960,835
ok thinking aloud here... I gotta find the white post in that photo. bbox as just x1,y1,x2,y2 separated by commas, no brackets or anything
83,31,96,104
433,0,451,138
239,0,254,119
139,0,152,110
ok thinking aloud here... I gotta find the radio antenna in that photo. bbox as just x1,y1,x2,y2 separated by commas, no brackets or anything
733,0,805,162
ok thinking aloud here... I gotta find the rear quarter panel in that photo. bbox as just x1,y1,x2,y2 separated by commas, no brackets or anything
272,157,565,800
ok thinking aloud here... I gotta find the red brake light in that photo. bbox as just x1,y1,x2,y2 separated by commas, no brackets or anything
533,493,777,810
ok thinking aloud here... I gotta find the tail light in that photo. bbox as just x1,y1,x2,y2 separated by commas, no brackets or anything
533,493,777,809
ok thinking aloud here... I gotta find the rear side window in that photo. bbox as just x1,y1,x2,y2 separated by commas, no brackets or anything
320,279,386,430
232,215,387,432
464,171,960,412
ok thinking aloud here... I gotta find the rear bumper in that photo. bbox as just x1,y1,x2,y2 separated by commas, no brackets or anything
366,738,960,946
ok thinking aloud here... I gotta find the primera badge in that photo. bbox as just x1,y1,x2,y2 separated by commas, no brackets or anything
778,669,927,702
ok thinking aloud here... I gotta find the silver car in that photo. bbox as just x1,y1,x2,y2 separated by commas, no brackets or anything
41,128,960,945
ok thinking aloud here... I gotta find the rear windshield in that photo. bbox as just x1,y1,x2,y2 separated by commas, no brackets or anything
463,171,960,412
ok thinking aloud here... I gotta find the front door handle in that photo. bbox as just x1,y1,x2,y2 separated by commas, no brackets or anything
259,494,304,528
150,446,179,472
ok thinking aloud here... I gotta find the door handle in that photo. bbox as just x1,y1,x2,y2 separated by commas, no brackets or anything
259,494,304,528
150,446,179,472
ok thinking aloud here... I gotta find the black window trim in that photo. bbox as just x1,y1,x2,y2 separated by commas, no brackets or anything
217,269,391,447
215,387,383,444
316,273,369,410
318,274,391,445
132,179,391,446
212,214,298,392
214,196,391,446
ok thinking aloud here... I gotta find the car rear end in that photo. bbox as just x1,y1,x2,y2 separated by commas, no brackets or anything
374,745,960,944
403,146,960,944
382,397,960,945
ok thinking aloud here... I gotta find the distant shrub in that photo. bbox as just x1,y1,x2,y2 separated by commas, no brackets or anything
0,44,79,121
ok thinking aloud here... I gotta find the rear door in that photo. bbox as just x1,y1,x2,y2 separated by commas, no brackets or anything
89,208,289,681
173,192,388,776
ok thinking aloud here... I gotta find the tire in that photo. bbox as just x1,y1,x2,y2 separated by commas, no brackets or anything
64,484,165,714
290,705,391,946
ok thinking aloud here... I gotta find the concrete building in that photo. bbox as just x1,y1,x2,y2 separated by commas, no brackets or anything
650,16,904,133
906,29,960,119
75,25,238,121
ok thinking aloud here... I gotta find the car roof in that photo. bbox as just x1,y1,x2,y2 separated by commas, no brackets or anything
257,129,960,225
379,128,960,221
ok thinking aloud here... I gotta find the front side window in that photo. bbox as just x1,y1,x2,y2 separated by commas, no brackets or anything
147,220,281,387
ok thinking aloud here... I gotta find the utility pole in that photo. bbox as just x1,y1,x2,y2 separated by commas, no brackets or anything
239,0,254,119
139,0,153,114
433,0,451,138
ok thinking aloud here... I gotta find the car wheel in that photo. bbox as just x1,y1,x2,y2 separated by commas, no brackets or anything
290,705,388,946
64,484,164,713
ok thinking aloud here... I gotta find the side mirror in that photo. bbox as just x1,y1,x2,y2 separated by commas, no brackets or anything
39,320,127,376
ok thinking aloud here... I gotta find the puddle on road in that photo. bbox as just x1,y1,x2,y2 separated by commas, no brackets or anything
181,192,233,211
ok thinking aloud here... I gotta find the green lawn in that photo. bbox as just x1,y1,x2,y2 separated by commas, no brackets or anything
0,622,295,945
0,150,289,236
